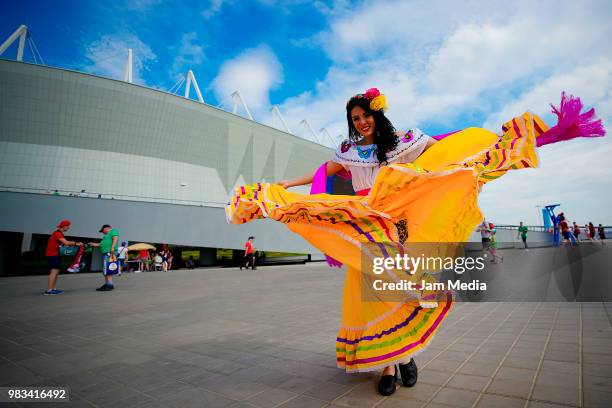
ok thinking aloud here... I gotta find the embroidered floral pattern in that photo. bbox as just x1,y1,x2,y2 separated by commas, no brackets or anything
340,140,352,153
401,130,414,143
355,145,376,159
334,129,428,167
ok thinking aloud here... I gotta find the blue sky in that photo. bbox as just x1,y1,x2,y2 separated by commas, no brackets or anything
2,0,611,224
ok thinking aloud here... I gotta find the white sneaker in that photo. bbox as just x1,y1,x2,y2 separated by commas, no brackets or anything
67,266,80,273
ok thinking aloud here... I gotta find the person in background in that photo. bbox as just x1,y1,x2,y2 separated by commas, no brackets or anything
582,223,588,240
598,224,606,241
587,222,596,241
517,221,529,249
117,241,128,274
161,246,170,272
488,223,504,263
573,222,581,241
477,219,491,251
44,220,83,295
167,248,174,270
88,224,119,291
186,256,195,269
560,214,573,245
154,252,163,271
240,236,256,270
138,248,149,272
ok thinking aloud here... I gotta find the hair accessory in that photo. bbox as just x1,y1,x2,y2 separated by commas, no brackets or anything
348,88,388,112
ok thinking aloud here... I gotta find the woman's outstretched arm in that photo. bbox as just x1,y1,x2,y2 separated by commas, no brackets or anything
277,161,344,188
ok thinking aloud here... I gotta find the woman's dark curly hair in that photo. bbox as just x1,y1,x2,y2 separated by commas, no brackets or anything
346,96,398,166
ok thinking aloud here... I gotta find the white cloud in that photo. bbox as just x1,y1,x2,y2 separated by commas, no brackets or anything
211,45,283,119
478,60,612,224
171,32,206,79
201,0,228,19
83,34,156,84
269,0,612,221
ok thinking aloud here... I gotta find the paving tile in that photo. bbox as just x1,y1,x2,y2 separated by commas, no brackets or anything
447,373,489,392
583,389,612,408
392,383,439,402
458,362,499,378
425,359,463,373
486,378,532,399
332,382,384,408
531,383,579,407
247,388,298,408
276,395,328,408
418,370,453,386
475,394,525,408
494,367,536,382
303,381,353,401
430,387,479,408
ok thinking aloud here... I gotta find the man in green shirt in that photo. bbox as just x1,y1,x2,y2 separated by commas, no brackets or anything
89,224,119,291
517,222,529,249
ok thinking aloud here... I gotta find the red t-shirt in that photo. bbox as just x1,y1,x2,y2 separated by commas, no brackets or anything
245,241,253,255
559,221,569,233
45,230,65,256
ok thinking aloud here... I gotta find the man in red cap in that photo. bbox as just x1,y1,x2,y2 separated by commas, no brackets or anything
44,220,83,295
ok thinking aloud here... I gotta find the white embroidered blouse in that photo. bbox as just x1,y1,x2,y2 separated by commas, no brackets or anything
332,129,430,192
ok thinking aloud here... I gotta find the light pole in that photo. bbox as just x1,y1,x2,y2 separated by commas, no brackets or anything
535,205,542,228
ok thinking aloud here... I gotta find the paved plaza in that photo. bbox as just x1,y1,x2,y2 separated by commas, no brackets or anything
1,263,611,408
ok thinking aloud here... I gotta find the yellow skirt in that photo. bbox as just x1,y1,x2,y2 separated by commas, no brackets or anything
226,112,545,372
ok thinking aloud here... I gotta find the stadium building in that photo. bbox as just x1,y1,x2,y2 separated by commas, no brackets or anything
0,26,351,275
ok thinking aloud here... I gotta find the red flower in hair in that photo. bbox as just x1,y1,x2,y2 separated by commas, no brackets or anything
364,88,380,100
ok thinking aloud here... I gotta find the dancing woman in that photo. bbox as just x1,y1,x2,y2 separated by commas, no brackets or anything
226,88,604,396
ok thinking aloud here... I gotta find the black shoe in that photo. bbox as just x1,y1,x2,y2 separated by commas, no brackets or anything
377,366,397,396
398,359,418,387
96,284,114,291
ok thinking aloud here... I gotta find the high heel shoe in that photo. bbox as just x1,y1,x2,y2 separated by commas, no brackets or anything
377,366,397,396
398,359,418,387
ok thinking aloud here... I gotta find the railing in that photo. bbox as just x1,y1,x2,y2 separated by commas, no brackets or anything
0,186,228,208
494,224,612,234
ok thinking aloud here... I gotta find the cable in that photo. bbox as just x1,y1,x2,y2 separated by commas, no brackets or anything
168,76,185,94
28,33,45,65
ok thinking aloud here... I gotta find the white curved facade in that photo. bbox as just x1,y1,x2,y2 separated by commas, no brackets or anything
0,60,339,255
0,60,332,205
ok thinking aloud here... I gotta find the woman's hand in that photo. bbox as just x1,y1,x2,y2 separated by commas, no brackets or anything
277,180,292,189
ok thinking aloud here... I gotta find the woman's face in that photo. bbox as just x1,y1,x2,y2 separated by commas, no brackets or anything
350,105,376,139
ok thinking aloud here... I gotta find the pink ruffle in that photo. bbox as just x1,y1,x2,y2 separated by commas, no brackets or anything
536,92,606,147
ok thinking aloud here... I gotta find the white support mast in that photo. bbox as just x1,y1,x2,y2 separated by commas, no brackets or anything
123,48,133,83
184,70,204,103
271,105,291,133
300,120,323,144
231,91,254,120
319,128,338,148
0,25,28,61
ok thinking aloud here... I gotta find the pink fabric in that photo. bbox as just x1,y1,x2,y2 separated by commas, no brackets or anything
309,162,344,268
537,92,606,147
310,162,329,195
432,130,460,141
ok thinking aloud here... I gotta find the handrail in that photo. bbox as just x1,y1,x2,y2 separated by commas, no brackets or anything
0,186,227,208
